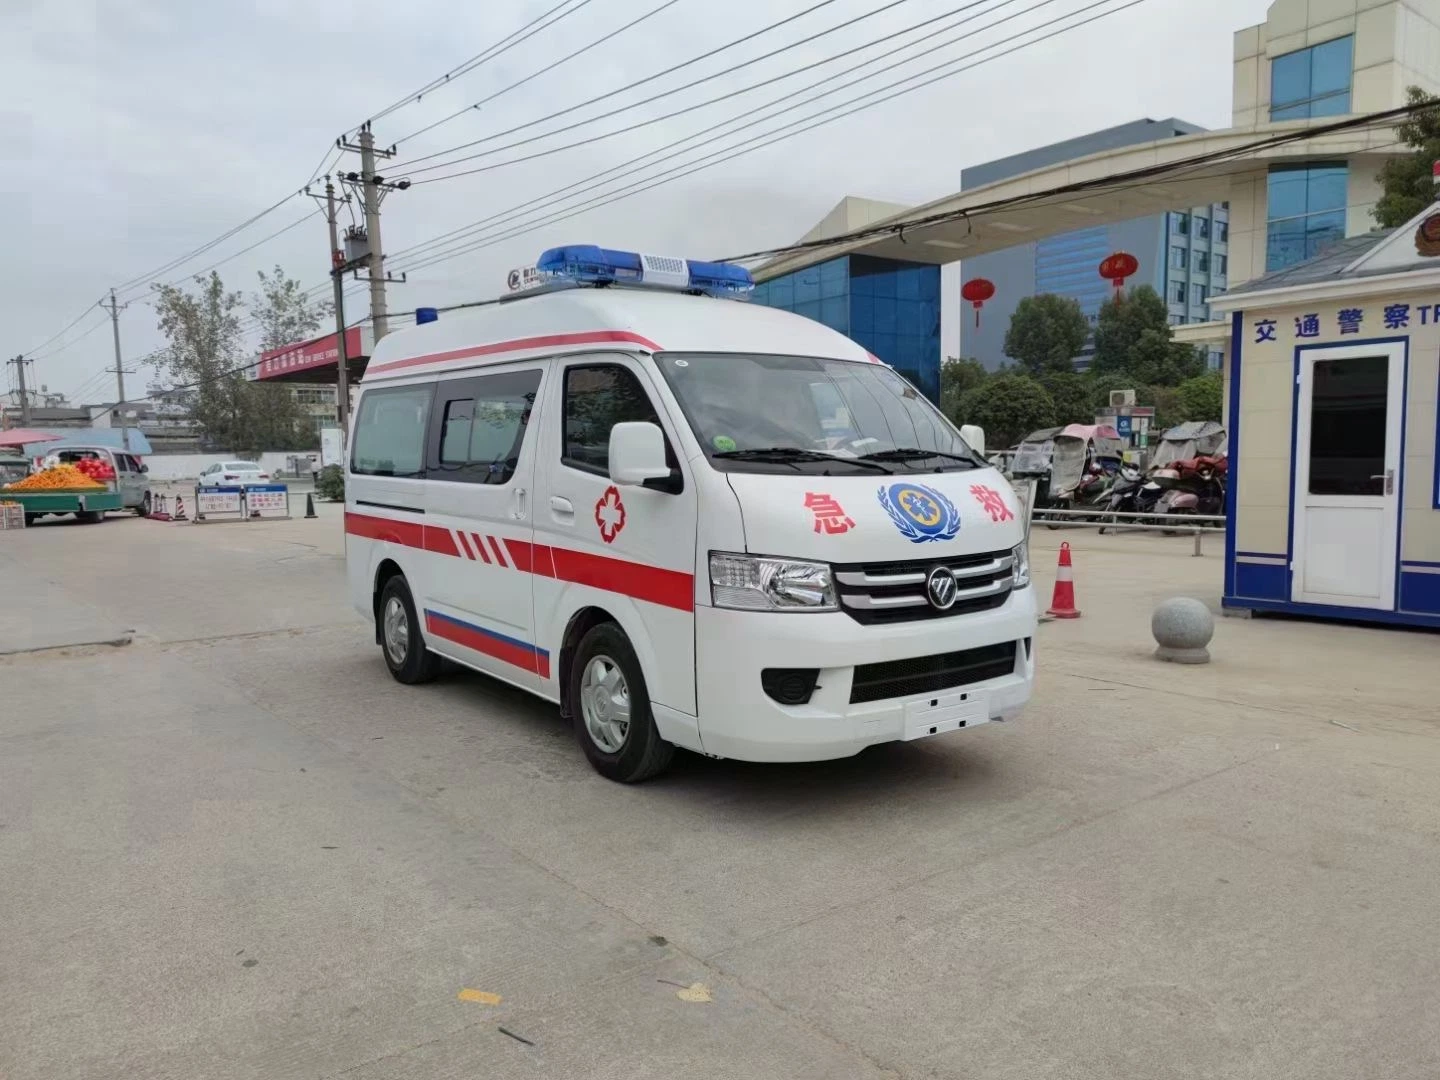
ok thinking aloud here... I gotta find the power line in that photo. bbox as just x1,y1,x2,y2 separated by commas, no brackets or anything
155,210,323,291
29,313,112,363
359,0,595,133
400,0,1042,186
386,0,1023,264
110,192,302,300
392,0,690,149
394,0,1145,274
391,0,851,171
393,0,1062,273
21,302,102,358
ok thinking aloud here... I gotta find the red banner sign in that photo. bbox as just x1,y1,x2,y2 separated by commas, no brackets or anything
257,326,364,379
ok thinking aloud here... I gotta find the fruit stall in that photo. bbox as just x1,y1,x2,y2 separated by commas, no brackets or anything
0,461,124,526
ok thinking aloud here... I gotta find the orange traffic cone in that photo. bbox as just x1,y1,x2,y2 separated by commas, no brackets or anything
1046,542,1081,619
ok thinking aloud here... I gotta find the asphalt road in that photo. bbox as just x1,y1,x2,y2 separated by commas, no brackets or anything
3,508,1440,1078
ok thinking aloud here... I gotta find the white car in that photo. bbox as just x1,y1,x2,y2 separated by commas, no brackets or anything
198,460,269,488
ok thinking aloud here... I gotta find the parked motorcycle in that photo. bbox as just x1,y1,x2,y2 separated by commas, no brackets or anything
1155,454,1227,525
1097,464,1164,532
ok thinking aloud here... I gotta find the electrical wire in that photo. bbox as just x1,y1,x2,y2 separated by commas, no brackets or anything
395,0,1145,273
393,0,690,149
391,0,851,171
358,0,594,133
21,302,102,358
399,0,1062,186
29,314,112,363
156,210,323,291
386,0,1028,264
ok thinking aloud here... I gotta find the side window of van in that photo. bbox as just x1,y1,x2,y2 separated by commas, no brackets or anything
427,370,541,485
563,364,671,475
352,385,433,477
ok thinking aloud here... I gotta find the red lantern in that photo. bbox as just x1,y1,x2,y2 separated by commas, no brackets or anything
1098,252,1139,296
961,277,996,328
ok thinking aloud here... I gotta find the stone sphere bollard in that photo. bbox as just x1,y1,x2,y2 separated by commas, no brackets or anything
1151,597,1214,665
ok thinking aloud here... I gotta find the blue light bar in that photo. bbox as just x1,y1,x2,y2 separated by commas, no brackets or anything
535,244,753,297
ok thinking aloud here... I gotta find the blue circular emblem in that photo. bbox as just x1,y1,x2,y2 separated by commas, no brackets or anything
877,482,960,543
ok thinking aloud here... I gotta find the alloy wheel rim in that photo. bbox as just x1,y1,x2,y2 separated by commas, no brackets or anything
580,654,630,753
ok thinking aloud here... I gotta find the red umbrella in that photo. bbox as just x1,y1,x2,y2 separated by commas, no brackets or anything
0,429,63,448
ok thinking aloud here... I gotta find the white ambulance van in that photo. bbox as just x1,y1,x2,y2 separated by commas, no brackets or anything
346,246,1036,782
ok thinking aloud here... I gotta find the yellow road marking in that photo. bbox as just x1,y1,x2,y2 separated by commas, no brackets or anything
457,988,502,1005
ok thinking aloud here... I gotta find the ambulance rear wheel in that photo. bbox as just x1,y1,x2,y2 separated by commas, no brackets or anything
379,575,441,685
571,623,674,783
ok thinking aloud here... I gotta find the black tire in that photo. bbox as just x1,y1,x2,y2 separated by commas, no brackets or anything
77,510,105,524
378,575,441,685
569,623,674,783
139,491,151,517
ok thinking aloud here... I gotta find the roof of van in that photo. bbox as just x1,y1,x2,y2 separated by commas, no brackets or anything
362,286,876,381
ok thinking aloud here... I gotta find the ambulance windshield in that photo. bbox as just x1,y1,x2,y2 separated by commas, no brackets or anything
655,352,983,475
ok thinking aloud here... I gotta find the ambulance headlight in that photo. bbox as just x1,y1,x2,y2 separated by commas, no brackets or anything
709,553,837,612
1011,541,1030,590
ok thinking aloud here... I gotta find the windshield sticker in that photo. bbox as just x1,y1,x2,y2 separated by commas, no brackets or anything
878,483,960,544
804,492,856,535
595,485,627,544
968,484,1015,523
711,435,737,452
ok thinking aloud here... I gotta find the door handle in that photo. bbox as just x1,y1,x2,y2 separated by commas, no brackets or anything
549,496,574,516
1370,469,1395,495
514,486,527,520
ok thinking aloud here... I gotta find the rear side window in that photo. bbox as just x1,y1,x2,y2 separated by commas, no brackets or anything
352,385,433,477
427,369,542,485
562,364,666,475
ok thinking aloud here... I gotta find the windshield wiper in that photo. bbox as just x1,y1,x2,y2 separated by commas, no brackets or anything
858,448,981,470
712,447,893,473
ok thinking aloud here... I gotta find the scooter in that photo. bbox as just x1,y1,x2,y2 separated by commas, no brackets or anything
1156,455,1227,521
1097,465,1163,533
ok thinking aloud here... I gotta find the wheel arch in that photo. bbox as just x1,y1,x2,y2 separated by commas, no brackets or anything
372,557,407,645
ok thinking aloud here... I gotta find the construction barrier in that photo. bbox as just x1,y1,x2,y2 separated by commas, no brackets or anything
191,484,291,524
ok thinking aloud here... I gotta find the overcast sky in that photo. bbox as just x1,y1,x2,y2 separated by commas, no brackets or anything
5,0,1270,403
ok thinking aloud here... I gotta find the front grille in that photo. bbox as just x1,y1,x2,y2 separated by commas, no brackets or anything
833,549,1014,625
850,641,1017,704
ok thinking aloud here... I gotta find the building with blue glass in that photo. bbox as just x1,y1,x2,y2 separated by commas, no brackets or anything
958,118,1229,371
750,220,941,403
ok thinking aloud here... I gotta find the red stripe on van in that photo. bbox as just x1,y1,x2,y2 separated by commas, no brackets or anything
345,512,425,549
488,536,509,567
423,525,460,558
365,330,664,376
505,539,693,613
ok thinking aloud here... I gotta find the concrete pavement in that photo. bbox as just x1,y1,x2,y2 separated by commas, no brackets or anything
3,511,1439,1078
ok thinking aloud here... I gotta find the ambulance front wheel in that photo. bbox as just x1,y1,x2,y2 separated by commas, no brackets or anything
379,575,442,685
570,622,674,783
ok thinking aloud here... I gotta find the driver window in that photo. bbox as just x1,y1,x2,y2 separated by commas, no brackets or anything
562,363,676,476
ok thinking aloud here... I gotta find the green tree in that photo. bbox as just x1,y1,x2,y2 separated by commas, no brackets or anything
1037,371,1094,426
1175,370,1223,422
253,264,333,352
1375,87,1440,228
1091,285,1204,385
957,374,1055,450
1003,294,1090,375
940,357,988,421
153,271,309,454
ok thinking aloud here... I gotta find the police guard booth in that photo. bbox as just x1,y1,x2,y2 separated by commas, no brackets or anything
1209,201,1440,628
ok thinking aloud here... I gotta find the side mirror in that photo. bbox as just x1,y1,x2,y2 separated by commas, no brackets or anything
140,463,149,473
609,421,670,486
960,424,985,456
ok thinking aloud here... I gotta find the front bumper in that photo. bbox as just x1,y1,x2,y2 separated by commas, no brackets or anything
694,587,1037,762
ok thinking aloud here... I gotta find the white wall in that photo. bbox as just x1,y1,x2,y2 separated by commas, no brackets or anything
142,451,312,481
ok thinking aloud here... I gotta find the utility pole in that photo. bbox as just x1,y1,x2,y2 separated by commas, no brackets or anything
338,123,407,346
310,178,352,435
99,289,135,451
7,355,32,426
359,127,389,342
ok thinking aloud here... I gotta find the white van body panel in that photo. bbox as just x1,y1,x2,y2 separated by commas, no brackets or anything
346,285,1035,765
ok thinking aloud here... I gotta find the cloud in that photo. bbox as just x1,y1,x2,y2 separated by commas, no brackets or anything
3,0,1268,399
